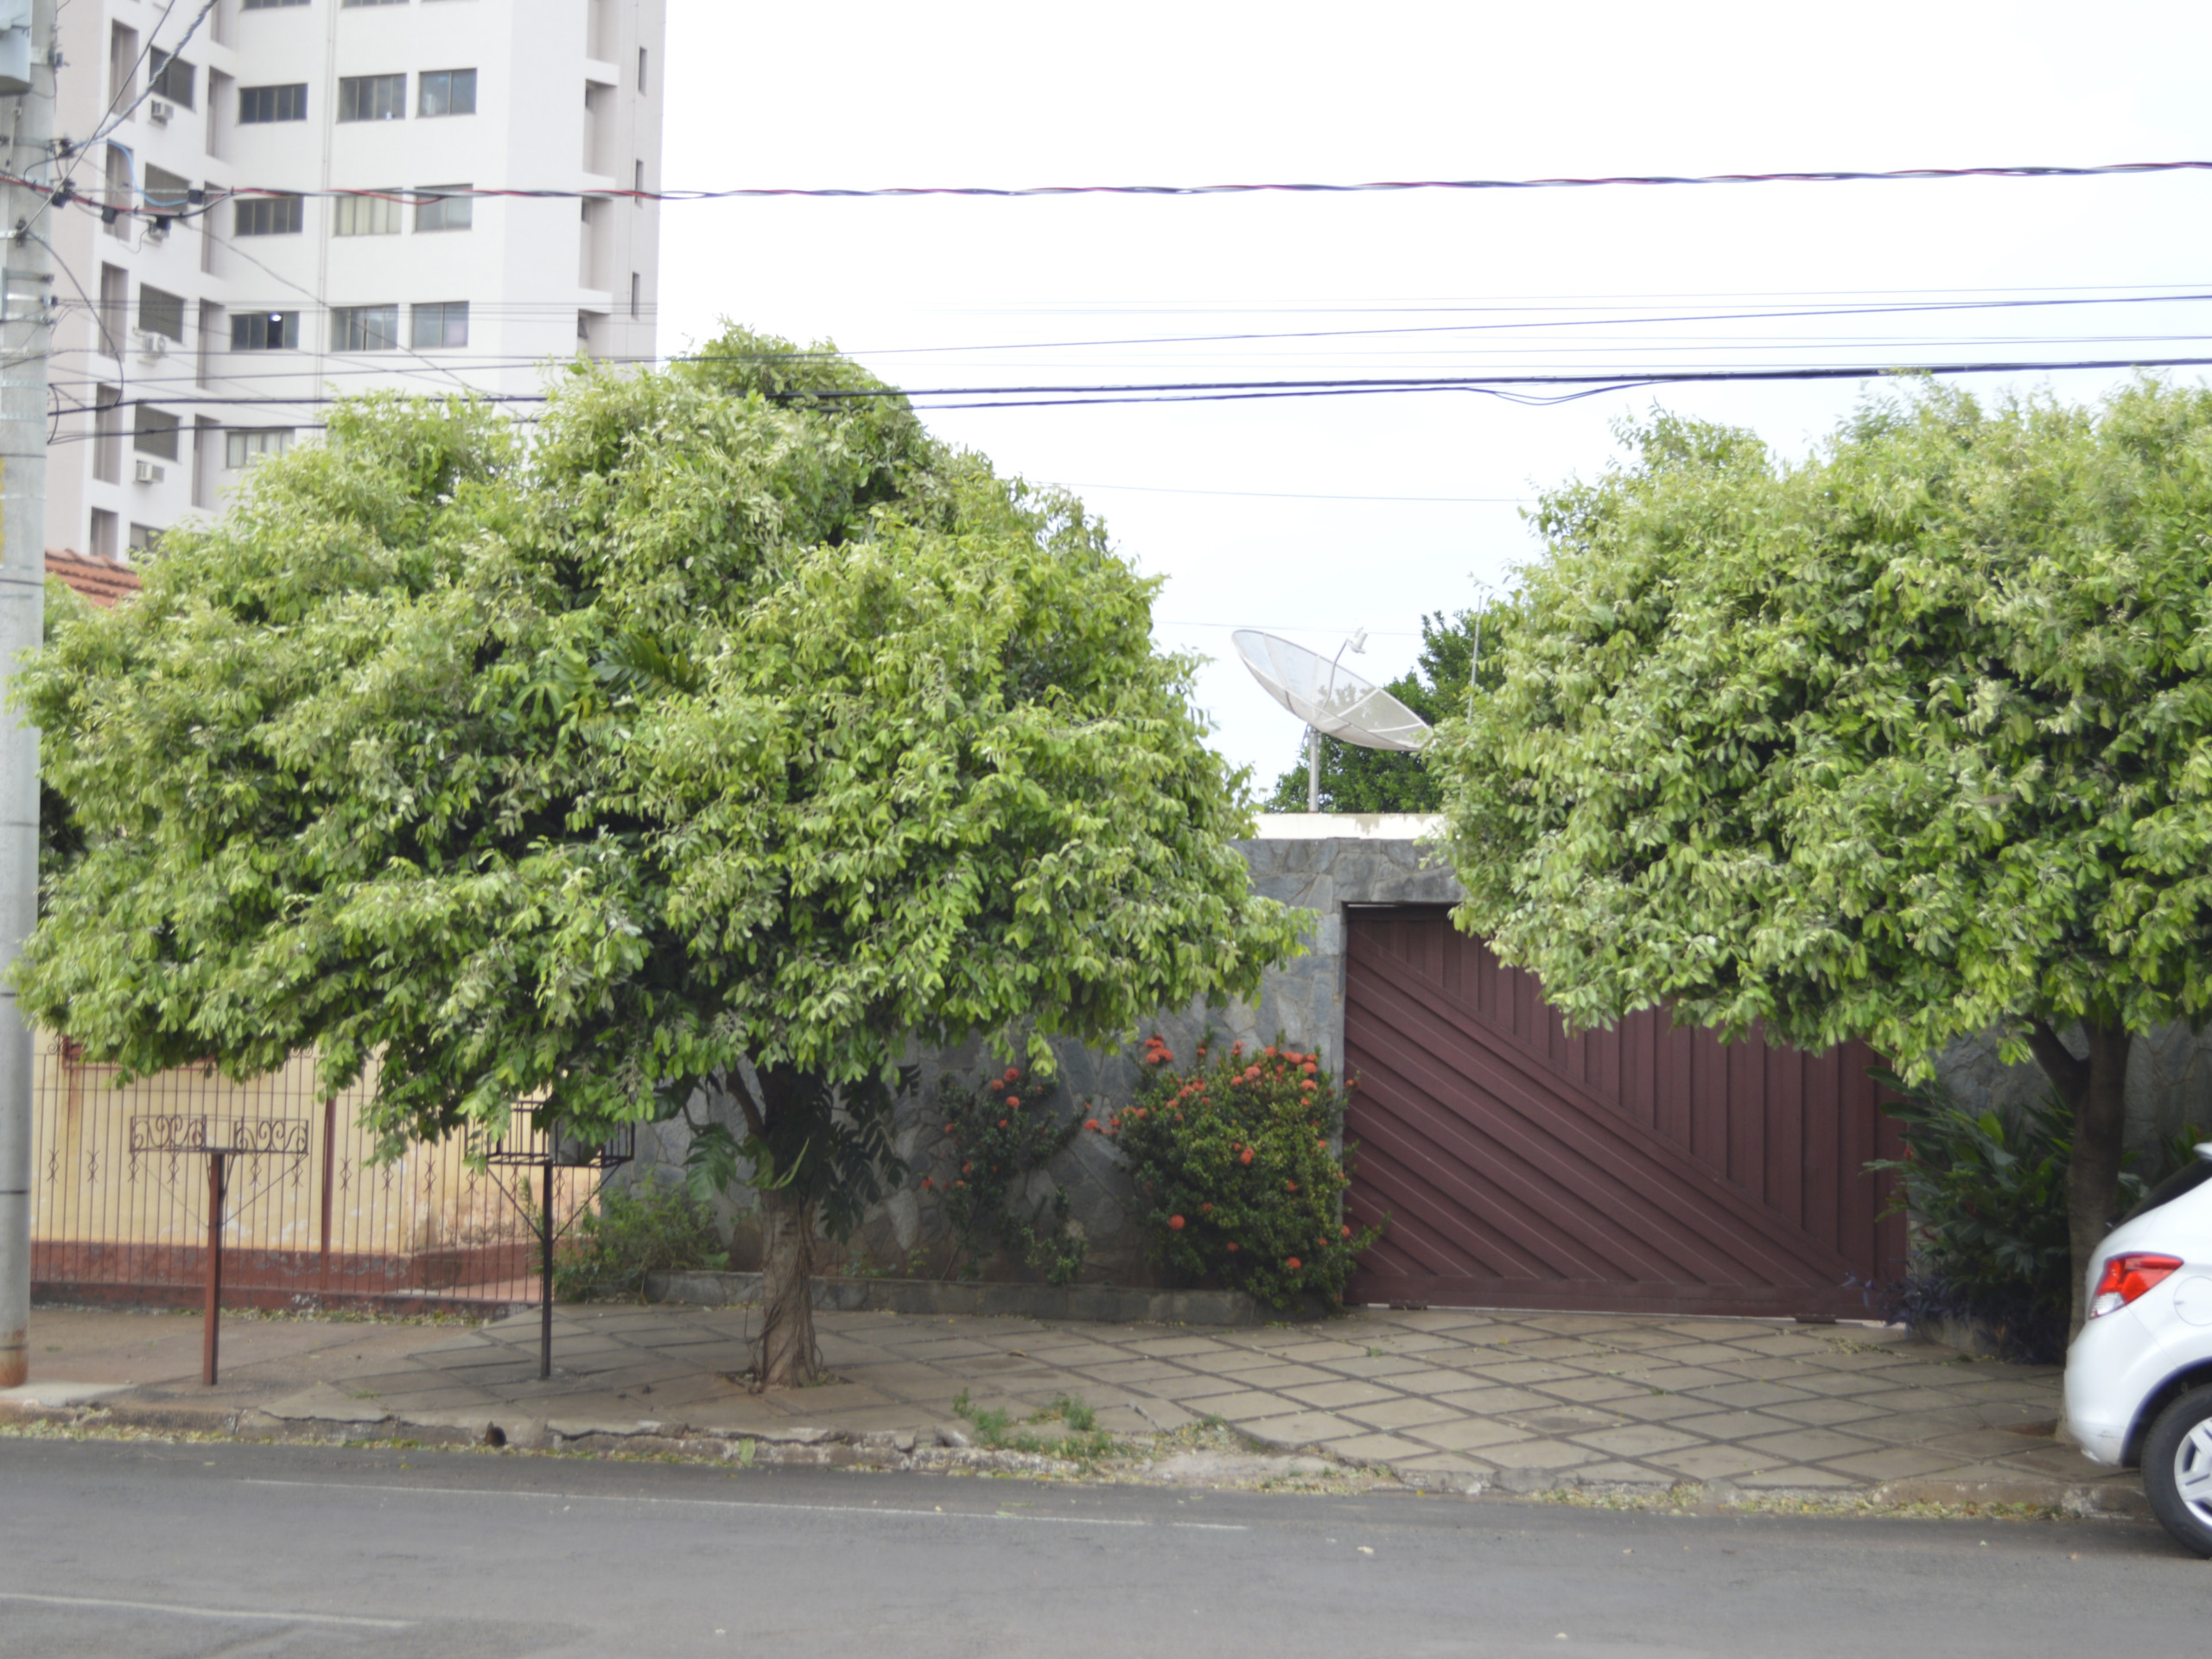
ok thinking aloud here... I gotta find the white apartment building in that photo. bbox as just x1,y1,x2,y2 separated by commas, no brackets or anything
48,0,664,560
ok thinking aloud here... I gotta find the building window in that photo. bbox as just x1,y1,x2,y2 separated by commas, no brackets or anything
92,386,122,483
333,191,401,236
331,305,399,351
417,68,475,117
135,406,181,461
242,1,310,10
138,284,186,342
231,310,299,350
410,302,468,349
413,184,472,232
143,164,192,215
630,272,639,319
342,0,411,6
234,194,305,236
638,48,647,92
633,159,644,207
102,144,130,239
98,264,127,357
129,523,162,554
226,429,291,468
337,73,407,121
89,509,118,562
149,50,196,109
108,24,138,112
238,83,308,123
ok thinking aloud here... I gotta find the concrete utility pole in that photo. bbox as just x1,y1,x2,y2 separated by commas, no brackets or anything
0,0,52,1390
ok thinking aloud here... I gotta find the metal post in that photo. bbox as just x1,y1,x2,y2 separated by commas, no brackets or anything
1306,726,1321,812
202,1152,226,1386
539,1160,554,1380
0,0,54,1391
317,1096,335,1290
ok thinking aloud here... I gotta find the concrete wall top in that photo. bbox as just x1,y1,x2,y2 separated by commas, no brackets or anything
1250,812,1446,841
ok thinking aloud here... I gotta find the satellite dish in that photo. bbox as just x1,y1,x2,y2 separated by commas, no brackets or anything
1232,627,1431,814
1231,629,1431,753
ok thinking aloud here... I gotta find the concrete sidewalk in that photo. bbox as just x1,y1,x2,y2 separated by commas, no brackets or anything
3,1299,2144,1513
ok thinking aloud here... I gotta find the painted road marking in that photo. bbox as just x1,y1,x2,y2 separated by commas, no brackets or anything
0,1590,409,1630
240,1478,1249,1529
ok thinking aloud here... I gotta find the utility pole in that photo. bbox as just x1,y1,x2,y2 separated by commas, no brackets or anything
0,0,52,1389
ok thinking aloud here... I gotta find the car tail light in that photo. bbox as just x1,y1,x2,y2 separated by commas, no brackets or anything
2090,1253,2183,1318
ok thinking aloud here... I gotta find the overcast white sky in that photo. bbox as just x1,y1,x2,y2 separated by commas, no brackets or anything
659,0,2212,793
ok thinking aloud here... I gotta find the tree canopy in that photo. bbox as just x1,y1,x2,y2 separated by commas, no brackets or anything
1262,610,1497,812
17,329,1300,1372
1429,379,2212,1319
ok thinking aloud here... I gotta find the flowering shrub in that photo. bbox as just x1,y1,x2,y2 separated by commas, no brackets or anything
918,1063,1088,1286
1099,1033,1381,1308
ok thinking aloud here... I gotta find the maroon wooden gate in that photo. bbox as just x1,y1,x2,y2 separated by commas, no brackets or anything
1344,906,1904,1319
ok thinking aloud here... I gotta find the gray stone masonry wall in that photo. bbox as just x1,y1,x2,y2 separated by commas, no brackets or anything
629,812,2212,1288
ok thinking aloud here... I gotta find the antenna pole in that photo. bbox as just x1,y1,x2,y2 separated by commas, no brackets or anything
1470,606,1483,716
1307,726,1321,812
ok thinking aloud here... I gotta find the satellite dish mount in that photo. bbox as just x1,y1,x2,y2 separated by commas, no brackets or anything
1230,628,1431,812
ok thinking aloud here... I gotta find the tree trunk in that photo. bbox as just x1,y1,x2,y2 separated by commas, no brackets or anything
754,1183,821,1388
2028,1019,2133,1338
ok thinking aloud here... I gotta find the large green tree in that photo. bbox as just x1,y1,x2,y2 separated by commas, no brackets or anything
16,330,1299,1382
1431,381,2212,1330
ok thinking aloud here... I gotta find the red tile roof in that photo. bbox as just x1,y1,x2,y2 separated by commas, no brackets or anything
45,548,142,608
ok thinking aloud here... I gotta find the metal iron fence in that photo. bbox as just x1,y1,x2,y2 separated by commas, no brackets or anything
29,1033,597,1310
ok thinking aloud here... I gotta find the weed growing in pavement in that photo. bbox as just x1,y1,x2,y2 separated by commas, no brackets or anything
950,1388,1115,1462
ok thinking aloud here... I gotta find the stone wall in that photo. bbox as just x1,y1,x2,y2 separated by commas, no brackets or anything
627,814,1459,1287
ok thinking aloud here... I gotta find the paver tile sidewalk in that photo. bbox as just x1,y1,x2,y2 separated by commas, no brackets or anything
10,1300,2139,1505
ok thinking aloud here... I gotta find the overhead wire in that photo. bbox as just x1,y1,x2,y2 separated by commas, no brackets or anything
33,156,2212,233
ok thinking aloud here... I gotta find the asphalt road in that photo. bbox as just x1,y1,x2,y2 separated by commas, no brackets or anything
0,1438,2201,1657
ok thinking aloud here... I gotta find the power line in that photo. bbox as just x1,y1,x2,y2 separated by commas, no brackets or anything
48,353,2212,420
29,157,2212,230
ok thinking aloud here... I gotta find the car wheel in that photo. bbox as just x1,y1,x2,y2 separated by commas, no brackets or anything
2142,1384,2212,1557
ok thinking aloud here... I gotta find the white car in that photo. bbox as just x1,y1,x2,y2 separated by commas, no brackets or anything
2064,1146,2212,1554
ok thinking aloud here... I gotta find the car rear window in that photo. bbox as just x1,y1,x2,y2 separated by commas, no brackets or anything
2123,1155,2212,1224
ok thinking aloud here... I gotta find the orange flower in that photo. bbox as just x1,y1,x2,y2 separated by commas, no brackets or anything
944,1122,956,1133
1005,1096,1020,1109
1340,1224,1352,1238
1084,1118,1101,1132
1264,1046,1278,1058
997,1119,1008,1128
1239,1148,1254,1166
1285,1179,1298,1192
920,1177,934,1190
1168,1215,1185,1230
1201,1202,1213,1213
1285,1256,1302,1270
1225,1242,1238,1252
962,1162,972,1173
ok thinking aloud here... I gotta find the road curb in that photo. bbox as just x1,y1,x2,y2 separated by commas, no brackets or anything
5,1393,2156,1518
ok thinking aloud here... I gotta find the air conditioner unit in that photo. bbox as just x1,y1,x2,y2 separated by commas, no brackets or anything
134,459,165,485
148,98,173,124
135,330,167,359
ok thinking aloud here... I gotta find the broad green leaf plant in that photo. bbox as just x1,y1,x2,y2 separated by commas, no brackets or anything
16,329,1300,1382
1431,379,2212,1331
